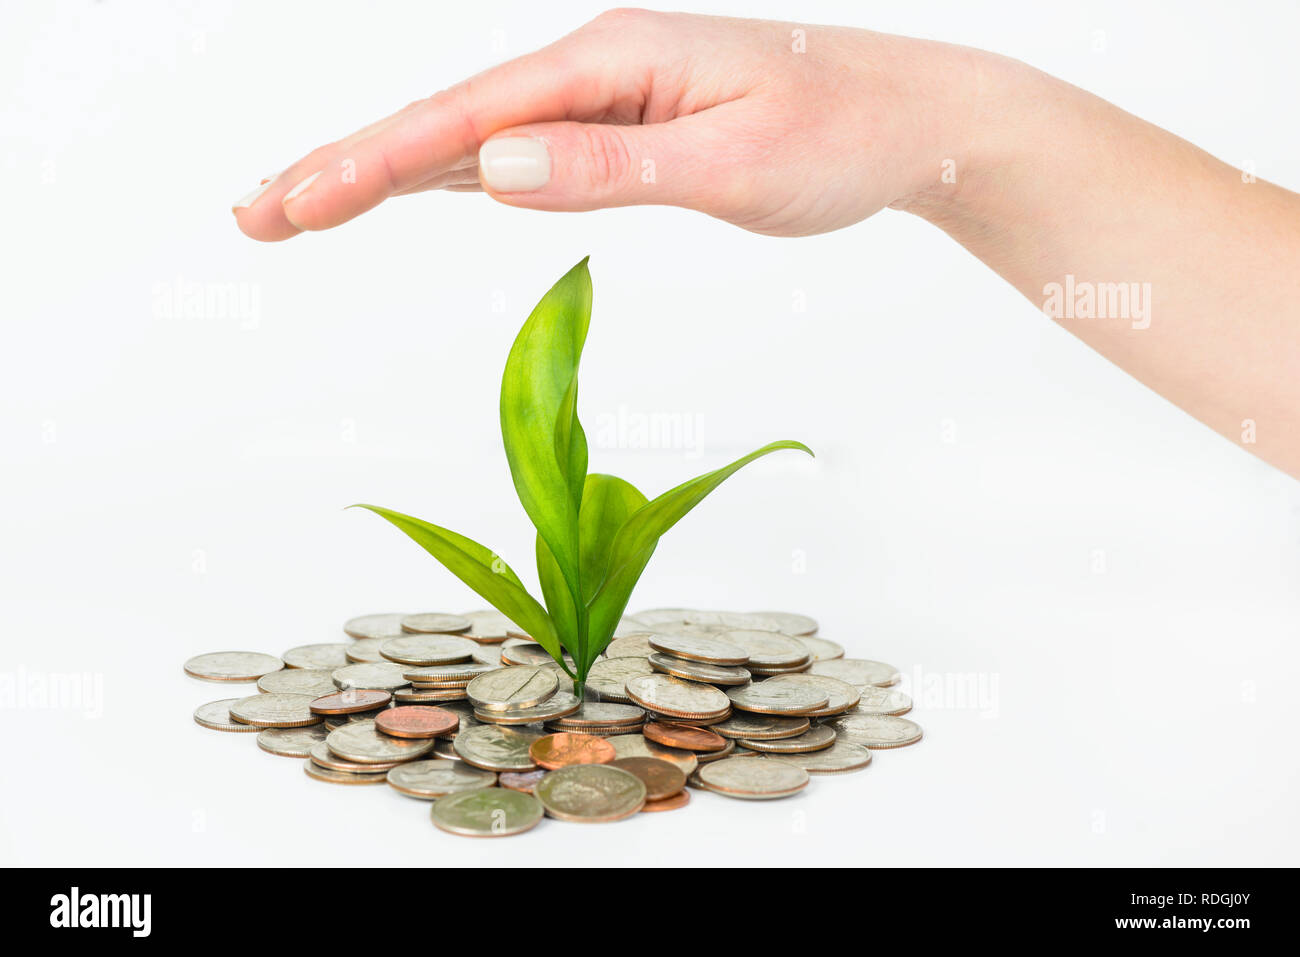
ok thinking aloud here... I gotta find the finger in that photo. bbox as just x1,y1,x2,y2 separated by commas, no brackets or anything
232,101,425,242
475,105,756,220
257,30,647,238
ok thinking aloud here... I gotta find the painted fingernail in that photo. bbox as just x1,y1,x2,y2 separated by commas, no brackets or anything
283,170,322,203
478,138,551,192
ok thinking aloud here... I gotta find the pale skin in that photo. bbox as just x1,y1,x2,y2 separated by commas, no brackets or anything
233,10,1300,477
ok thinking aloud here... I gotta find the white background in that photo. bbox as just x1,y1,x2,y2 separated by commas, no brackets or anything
2,0,1297,867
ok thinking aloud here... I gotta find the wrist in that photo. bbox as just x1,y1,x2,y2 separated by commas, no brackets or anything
888,43,1045,228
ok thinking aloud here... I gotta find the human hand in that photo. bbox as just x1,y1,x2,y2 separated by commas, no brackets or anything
232,9,992,241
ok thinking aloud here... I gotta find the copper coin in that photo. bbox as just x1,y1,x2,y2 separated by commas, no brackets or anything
499,769,549,793
374,705,459,739
611,756,687,801
643,721,728,753
641,789,691,813
528,732,616,770
309,689,392,714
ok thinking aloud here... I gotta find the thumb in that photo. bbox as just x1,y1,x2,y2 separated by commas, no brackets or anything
477,115,737,217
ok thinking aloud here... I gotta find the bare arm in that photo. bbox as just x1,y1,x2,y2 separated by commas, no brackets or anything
233,11,1300,476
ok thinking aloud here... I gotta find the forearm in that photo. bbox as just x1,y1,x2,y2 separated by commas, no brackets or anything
897,49,1300,476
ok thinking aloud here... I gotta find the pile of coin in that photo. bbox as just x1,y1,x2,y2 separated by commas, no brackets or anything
186,607,921,837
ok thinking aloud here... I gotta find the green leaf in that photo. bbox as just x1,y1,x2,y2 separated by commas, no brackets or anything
574,473,648,670
500,258,592,612
536,473,648,668
584,441,813,657
535,536,577,659
351,504,563,662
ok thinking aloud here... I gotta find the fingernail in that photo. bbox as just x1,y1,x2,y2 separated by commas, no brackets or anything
478,138,551,192
232,182,270,210
283,170,322,203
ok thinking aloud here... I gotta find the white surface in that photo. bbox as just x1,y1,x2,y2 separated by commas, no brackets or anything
2,0,1298,867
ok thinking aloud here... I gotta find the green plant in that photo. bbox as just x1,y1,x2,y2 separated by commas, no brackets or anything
354,259,811,695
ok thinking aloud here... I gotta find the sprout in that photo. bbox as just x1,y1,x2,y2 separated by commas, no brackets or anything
354,259,811,694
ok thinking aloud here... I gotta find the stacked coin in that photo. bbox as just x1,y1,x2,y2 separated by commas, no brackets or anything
187,607,921,837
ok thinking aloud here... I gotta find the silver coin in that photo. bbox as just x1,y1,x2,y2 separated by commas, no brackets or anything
648,633,749,666
394,686,468,703
257,724,329,757
718,630,810,668
326,718,436,763
624,673,730,719
471,644,505,667
739,724,837,754
303,760,388,785
603,634,656,659
331,661,411,692
452,724,543,771
824,713,923,749
648,652,751,686
323,712,383,731
694,737,737,763
386,758,497,799
473,691,581,725
431,787,544,837
183,651,283,683
425,700,480,735
534,764,646,823
280,643,352,670
697,755,809,800
193,698,261,732
400,612,472,634
760,673,860,716
844,686,913,716
630,608,699,628
460,609,515,643
585,657,653,702
466,666,558,713
749,611,819,636
309,741,402,773
256,668,339,697
228,693,321,728
710,713,811,740
343,613,408,640
791,634,844,661
605,733,698,776
725,682,828,716
345,637,391,663
403,661,499,684
770,740,873,773
548,702,646,730
809,658,901,688
747,661,813,677
432,737,461,760
379,634,478,666
500,641,571,669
